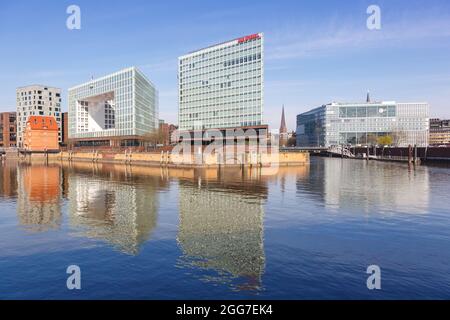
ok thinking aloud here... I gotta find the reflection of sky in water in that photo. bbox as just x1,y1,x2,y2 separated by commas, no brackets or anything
296,159,430,214
1,158,450,299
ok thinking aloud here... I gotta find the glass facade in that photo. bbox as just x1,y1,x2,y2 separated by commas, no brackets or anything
178,33,264,130
297,102,429,147
68,67,158,139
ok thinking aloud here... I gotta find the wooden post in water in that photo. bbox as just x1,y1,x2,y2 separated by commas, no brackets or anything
414,144,418,165
408,145,413,164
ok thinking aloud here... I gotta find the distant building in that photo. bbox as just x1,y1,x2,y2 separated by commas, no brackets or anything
61,112,69,146
178,33,264,132
23,116,59,152
429,118,450,146
279,106,288,147
16,85,62,147
0,112,17,148
296,100,429,147
68,67,158,148
159,120,178,146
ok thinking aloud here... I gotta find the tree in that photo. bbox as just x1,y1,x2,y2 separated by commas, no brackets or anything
367,133,378,146
143,128,165,147
377,135,393,146
391,129,407,147
287,135,297,147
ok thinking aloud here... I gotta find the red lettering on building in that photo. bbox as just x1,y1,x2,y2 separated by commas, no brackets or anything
237,34,260,43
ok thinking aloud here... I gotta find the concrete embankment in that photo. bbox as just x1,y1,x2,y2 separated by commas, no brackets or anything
37,150,310,167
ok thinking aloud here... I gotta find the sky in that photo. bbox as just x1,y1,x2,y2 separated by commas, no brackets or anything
0,0,449,131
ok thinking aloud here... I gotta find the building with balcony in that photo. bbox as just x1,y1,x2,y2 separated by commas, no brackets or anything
16,85,62,147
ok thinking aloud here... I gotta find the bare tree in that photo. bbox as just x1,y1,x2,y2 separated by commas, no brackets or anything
367,133,378,146
143,128,165,148
391,128,408,147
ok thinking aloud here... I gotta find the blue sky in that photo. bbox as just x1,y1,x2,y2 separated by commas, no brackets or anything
0,0,449,130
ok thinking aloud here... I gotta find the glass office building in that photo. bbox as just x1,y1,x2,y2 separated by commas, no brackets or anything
296,101,429,147
68,67,158,147
178,33,264,131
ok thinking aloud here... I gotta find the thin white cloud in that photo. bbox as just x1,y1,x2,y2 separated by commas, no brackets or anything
266,14,450,61
139,58,177,73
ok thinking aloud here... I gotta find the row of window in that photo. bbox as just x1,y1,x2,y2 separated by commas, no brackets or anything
18,111,60,118
181,120,262,130
180,84,262,100
18,89,60,96
180,62,262,82
181,101,261,110
180,48,262,73
224,53,261,68
180,39,262,66
338,106,396,118
181,73,261,90
181,91,262,104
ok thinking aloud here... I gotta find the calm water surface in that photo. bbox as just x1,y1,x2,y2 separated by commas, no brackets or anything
0,158,450,299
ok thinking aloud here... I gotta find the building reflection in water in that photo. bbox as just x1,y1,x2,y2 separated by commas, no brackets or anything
63,162,163,255
176,167,267,293
0,161,18,198
297,158,430,214
16,164,61,232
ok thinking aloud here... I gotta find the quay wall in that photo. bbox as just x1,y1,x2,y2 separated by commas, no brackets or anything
34,150,309,167
352,147,450,162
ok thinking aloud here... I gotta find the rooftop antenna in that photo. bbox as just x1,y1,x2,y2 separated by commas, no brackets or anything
89,75,94,89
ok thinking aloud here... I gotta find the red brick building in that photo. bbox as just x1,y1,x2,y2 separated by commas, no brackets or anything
0,112,17,148
159,121,178,146
23,116,59,152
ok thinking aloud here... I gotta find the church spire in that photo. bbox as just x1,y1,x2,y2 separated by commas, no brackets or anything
280,105,287,134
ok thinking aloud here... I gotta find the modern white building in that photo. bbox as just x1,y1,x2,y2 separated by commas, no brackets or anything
16,85,62,147
68,67,158,147
178,33,264,131
296,100,430,147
